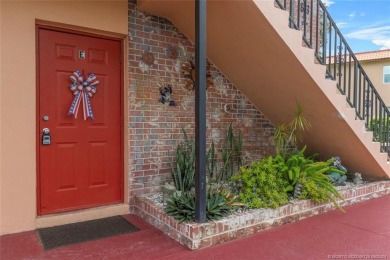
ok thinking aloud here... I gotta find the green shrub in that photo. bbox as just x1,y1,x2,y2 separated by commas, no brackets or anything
368,116,389,142
231,152,345,210
298,177,329,203
165,188,233,223
231,156,290,209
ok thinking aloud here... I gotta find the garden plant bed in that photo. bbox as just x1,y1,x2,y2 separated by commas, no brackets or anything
130,181,390,250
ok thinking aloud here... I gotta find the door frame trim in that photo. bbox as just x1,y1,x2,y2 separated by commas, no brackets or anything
36,24,125,216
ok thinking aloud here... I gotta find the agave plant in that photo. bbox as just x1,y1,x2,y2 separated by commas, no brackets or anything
206,190,233,221
165,191,195,223
165,187,233,223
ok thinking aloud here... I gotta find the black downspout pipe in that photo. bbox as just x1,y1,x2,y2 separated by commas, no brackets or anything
195,0,207,223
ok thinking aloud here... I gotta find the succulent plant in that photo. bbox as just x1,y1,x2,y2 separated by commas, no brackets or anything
165,187,233,223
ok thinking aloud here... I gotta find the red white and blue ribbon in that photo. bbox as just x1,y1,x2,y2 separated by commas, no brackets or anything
68,70,98,120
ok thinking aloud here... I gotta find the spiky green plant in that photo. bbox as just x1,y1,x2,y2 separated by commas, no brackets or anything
165,188,233,223
279,149,345,210
228,124,235,175
218,145,233,181
217,124,243,181
234,132,243,169
274,101,311,158
171,129,195,192
299,159,345,211
206,140,216,179
206,189,233,221
165,192,195,223
282,147,313,185
274,123,289,154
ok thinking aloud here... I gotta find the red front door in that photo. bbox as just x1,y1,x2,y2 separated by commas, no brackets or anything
38,28,122,215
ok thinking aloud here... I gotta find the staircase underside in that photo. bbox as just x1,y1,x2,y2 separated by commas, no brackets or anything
137,0,390,179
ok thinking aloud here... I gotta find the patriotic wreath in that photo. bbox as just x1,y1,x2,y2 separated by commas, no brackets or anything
68,70,99,120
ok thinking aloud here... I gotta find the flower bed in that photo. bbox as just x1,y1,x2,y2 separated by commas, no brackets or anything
130,181,390,250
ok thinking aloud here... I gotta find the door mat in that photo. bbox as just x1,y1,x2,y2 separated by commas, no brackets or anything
37,216,139,250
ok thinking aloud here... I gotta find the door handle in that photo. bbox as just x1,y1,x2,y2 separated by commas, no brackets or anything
42,128,51,145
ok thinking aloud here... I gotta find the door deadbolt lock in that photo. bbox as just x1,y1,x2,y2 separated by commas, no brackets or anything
42,128,51,145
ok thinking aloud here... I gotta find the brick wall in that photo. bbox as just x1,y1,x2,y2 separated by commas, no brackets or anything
127,3,276,198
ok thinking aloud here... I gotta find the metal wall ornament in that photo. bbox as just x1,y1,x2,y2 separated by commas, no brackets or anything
166,46,179,60
159,85,175,106
181,60,214,91
141,51,155,66
68,70,98,121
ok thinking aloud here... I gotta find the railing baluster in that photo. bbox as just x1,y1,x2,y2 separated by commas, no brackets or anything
365,85,370,127
385,109,388,153
343,42,346,94
347,51,352,105
353,62,358,110
370,86,374,130
297,0,306,31
337,36,342,91
309,0,313,47
380,108,383,151
289,0,294,28
328,19,332,77
333,28,337,82
358,67,362,118
275,0,287,10
322,9,326,64
363,77,367,121
315,0,319,58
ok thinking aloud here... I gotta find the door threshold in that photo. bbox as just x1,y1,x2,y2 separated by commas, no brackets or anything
35,203,129,229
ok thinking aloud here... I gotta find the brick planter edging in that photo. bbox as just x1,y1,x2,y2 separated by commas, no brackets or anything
130,181,390,250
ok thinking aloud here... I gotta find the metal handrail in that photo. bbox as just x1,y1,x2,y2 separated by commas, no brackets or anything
275,0,390,157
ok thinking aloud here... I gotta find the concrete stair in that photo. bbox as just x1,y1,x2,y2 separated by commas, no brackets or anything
137,0,389,179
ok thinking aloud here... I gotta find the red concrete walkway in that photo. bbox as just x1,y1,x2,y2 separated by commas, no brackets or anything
1,195,390,260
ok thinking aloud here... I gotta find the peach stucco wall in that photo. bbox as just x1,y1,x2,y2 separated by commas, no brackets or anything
360,59,390,106
0,0,128,235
